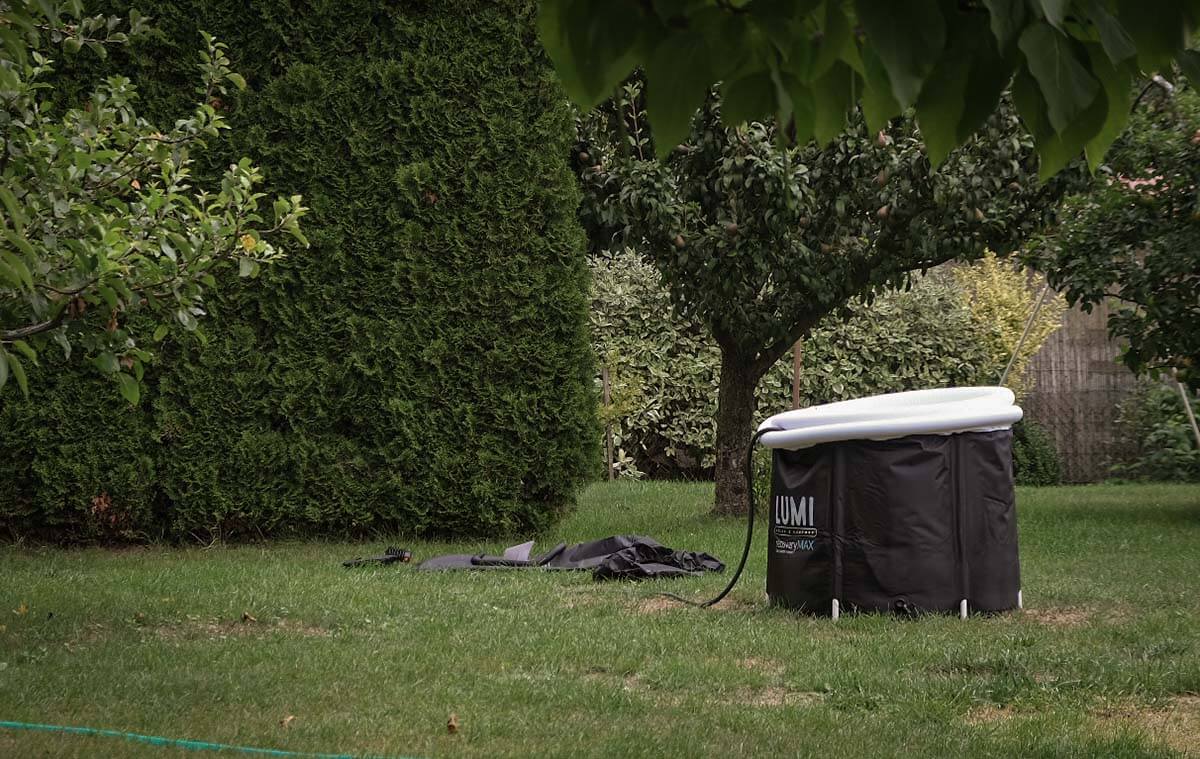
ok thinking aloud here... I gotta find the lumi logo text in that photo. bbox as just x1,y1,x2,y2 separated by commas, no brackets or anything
772,494,817,555
774,495,814,528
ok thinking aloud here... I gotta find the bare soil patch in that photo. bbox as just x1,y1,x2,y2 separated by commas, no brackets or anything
729,686,824,708
964,705,1019,725
1092,696,1200,756
1022,606,1093,627
631,596,681,614
735,656,785,677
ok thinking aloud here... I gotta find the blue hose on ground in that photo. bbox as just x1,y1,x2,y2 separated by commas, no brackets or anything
0,720,415,758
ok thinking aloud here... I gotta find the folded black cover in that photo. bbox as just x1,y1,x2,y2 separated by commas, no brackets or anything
416,534,724,581
591,543,724,581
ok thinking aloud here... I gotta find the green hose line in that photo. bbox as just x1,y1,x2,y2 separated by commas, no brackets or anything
0,720,415,758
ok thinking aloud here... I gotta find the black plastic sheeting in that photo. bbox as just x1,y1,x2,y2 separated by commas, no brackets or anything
767,430,1020,615
416,535,725,581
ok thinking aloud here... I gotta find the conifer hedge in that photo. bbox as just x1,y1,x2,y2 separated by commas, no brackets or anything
0,1,598,540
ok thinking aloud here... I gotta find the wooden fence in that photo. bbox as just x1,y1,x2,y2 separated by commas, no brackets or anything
1021,299,1140,482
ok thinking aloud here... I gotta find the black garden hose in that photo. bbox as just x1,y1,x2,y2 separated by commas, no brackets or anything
662,426,781,608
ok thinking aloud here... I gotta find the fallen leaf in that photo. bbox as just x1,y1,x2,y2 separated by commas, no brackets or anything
280,715,295,728
14,602,27,616
242,612,258,623
447,713,459,734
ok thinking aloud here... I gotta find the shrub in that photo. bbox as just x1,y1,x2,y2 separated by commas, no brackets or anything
1012,420,1063,486
0,1,597,541
1110,382,1200,482
952,253,1066,400
590,251,1049,479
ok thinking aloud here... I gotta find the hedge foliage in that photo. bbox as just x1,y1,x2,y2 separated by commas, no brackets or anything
1011,420,1063,487
950,254,1066,400
1110,382,1200,483
591,250,1058,480
0,0,597,541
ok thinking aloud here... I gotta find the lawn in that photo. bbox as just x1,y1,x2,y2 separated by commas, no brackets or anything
1,481,1198,758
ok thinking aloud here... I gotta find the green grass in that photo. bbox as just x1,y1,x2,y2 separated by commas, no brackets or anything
1,482,1198,758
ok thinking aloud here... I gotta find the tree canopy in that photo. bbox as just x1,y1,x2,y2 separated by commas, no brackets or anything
0,1,307,402
577,83,1060,513
541,0,1200,177
1028,78,1200,390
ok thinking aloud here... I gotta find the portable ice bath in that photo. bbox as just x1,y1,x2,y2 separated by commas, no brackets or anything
756,387,1023,618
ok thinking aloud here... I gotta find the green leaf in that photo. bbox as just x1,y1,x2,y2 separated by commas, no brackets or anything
539,0,649,109
226,72,247,90
1177,49,1200,91
98,284,119,310
1084,0,1137,63
915,10,1005,166
1012,63,1106,180
6,352,28,398
0,28,28,68
812,1,853,78
916,51,971,166
53,330,71,360
982,0,1025,48
3,228,35,259
33,0,56,22
954,16,1013,143
537,0,590,108
1019,22,1100,134
1032,0,1068,28
720,72,776,128
782,76,816,145
85,39,108,59
748,0,821,56
1083,44,1131,171
860,45,901,133
0,185,25,233
0,347,8,390
152,324,169,342
0,250,33,290
695,8,754,82
854,0,946,108
1012,67,1068,177
117,372,140,406
1116,0,1188,72
10,339,37,365
93,351,120,374
0,258,21,288
176,309,198,331
811,61,857,144
644,30,712,157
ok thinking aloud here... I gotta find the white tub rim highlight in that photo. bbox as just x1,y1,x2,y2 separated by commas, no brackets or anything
758,386,1022,450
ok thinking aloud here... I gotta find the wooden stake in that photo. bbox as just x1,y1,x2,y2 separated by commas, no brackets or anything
1174,370,1200,450
602,365,614,480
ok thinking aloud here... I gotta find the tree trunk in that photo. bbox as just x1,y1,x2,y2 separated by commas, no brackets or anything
792,339,803,409
712,345,763,517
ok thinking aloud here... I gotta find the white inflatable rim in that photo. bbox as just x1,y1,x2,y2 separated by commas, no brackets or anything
758,386,1022,450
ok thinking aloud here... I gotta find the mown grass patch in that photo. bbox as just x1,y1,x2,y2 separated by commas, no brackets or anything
1,481,1197,757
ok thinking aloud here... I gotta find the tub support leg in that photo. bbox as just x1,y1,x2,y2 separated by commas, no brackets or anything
831,598,840,621
959,599,968,620
1017,590,1023,610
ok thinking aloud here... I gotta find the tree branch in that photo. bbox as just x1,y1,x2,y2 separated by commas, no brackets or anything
2,314,64,342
